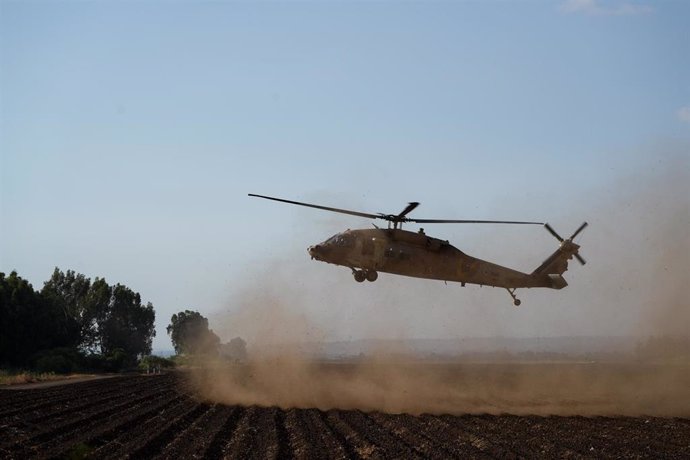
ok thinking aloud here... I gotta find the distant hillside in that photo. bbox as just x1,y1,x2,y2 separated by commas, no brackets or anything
316,336,638,358
152,349,176,358
249,336,641,360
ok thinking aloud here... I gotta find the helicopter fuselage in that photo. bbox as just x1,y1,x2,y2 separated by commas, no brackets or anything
249,193,586,305
308,228,564,290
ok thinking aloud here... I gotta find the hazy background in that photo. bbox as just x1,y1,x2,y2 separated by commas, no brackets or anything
2,1,688,351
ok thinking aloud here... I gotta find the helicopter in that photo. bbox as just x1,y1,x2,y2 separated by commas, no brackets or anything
249,194,587,306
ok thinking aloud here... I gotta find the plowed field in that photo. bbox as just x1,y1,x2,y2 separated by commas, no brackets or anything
1,372,688,459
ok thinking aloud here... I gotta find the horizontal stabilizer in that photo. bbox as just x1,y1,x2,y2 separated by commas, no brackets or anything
548,274,568,289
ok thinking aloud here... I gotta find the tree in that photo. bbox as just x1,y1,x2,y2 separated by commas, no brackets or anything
99,284,156,361
167,310,220,355
0,269,157,370
41,268,93,350
0,271,77,367
220,337,247,363
85,277,114,351
41,268,156,363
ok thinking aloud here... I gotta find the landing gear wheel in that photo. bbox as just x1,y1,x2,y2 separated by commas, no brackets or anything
353,270,366,283
365,270,378,282
506,288,521,306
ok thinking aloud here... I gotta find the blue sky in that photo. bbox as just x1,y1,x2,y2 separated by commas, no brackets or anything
1,1,689,351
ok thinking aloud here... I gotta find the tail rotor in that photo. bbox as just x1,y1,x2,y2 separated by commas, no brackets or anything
543,222,588,265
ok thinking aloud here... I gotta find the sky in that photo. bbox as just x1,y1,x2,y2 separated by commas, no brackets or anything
1,0,689,351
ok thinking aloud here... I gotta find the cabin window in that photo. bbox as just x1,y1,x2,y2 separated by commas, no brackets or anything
384,247,410,260
362,239,375,255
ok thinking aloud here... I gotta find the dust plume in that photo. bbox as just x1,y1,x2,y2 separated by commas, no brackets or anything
578,151,689,350
191,291,689,416
190,358,690,417
190,151,689,416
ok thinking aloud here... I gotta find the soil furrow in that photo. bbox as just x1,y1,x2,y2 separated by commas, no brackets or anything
323,410,378,459
1,372,687,459
53,393,186,459
221,406,261,460
482,415,587,458
152,404,237,460
521,415,687,458
481,415,621,458
586,416,690,450
127,403,213,459
339,410,424,459
368,412,461,459
246,407,282,460
6,390,183,459
284,409,345,460
420,414,507,458
89,392,182,439
0,376,156,418
274,407,293,460
0,377,127,410
203,406,245,459
301,409,351,459
2,382,180,452
448,414,554,458
75,393,184,457
18,379,174,426
97,398,202,460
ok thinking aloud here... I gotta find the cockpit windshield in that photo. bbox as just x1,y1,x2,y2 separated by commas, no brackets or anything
325,233,354,248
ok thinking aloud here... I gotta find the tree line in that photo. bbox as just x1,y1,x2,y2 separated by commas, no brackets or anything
166,309,247,362
0,268,155,372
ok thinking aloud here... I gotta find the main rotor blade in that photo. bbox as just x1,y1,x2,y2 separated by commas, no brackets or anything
570,222,588,240
544,223,564,241
411,218,544,225
248,194,381,220
575,253,587,265
397,202,420,219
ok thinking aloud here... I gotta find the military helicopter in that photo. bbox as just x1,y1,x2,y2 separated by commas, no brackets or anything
249,194,587,306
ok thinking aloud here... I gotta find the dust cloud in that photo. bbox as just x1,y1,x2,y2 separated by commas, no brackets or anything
190,360,690,416
191,298,689,416
191,153,689,416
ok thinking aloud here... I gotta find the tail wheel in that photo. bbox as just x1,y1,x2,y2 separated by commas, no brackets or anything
365,270,378,282
353,270,366,282
506,288,521,306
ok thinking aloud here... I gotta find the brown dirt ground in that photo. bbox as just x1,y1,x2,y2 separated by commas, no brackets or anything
0,371,688,459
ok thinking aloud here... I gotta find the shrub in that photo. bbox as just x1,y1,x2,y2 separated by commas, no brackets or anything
138,355,175,371
32,348,82,374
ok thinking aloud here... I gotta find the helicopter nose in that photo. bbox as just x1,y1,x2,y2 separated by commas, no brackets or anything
308,244,325,259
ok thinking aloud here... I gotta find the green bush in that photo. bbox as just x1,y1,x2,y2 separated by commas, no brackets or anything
139,355,175,371
171,354,194,367
82,353,107,372
80,349,129,372
104,348,128,372
35,355,71,373
32,348,82,374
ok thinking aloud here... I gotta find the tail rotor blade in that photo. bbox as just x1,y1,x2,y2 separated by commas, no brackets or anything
570,222,588,240
544,223,564,242
575,253,586,265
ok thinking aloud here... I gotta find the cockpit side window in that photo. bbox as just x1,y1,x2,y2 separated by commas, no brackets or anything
326,233,354,248
336,234,354,247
